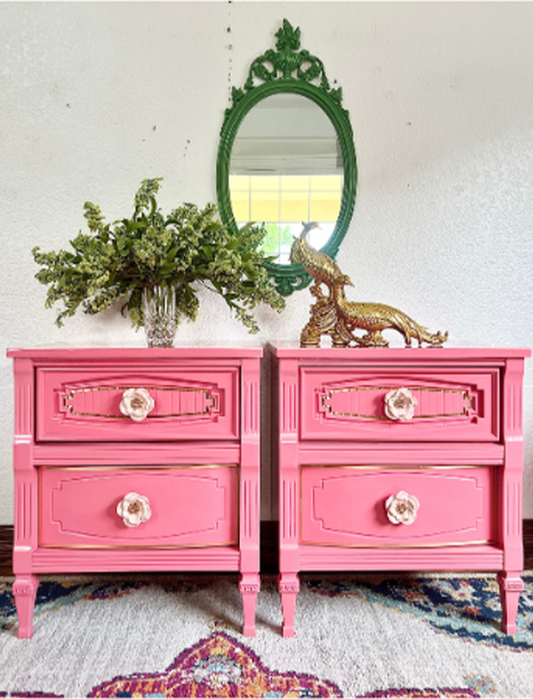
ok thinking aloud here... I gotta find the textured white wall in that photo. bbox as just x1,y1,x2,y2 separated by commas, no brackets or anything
1,2,533,523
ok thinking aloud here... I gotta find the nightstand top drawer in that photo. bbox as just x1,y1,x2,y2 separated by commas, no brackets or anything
300,367,499,441
36,366,240,441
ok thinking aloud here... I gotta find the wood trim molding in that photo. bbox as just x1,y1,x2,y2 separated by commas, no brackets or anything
0,521,531,576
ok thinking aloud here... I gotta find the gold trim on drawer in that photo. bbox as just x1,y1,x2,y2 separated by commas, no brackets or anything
299,464,496,548
299,539,492,549
321,386,474,420
38,464,239,549
40,464,235,471
301,463,488,470
37,541,239,550
62,386,217,419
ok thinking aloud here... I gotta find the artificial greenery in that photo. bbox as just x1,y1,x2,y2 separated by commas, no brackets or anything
32,178,285,333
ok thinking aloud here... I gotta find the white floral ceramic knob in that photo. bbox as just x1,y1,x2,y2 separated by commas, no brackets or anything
385,491,420,525
116,492,152,527
384,387,417,421
120,388,155,422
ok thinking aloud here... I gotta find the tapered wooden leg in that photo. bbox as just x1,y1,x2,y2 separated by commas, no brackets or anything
13,575,39,639
239,574,260,637
279,573,299,638
498,572,524,634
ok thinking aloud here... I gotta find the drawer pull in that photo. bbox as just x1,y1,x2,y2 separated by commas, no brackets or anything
385,491,420,525
117,493,152,527
384,388,417,421
120,388,155,422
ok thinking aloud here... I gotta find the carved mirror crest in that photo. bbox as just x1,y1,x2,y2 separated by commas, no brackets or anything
217,19,357,296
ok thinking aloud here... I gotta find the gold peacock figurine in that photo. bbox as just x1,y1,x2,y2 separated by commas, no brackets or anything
290,222,352,294
291,226,448,349
331,277,448,348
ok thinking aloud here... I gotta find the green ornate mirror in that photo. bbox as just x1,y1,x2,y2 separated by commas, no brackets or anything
217,19,357,296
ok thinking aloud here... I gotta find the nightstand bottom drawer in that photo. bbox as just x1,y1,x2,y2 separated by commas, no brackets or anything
301,465,495,547
39,465,238,548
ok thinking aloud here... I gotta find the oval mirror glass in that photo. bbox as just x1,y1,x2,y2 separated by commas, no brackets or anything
229,93,343,266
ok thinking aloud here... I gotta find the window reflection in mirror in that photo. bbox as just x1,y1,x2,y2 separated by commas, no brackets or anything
229,93,343,265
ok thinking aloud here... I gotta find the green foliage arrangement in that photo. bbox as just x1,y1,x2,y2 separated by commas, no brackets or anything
32,178,285,333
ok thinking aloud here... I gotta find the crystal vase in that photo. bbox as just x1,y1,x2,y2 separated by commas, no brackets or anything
142,285,176,348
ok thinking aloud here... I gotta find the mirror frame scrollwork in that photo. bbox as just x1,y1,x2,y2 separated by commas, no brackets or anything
216,19,358,296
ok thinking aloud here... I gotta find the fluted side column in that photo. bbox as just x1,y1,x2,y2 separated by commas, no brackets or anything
12,357,39,638
239,357,261,636
498,357,526,633
278,357,300,637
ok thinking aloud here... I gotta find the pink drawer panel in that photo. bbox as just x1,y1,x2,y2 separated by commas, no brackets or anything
39,466,238,547
301,466,494,546
300,368,499,441
37,367,239,441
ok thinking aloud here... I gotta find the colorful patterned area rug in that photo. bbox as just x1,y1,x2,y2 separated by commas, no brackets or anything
0,572,532,697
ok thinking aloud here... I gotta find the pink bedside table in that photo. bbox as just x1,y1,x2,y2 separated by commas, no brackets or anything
274,346,530,637
7,347,261,638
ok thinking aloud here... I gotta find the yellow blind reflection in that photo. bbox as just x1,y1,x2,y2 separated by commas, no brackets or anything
251,192,279,222
281,191,308,221
230,190,249,222
311,175,342,191
310,193,341,221
230,174,342,223
281,176,309,192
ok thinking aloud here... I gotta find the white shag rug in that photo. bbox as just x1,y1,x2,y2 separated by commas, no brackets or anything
0,572,532,698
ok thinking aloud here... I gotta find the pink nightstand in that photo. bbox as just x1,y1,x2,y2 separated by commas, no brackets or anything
8,347,261,638
275,346,530,637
